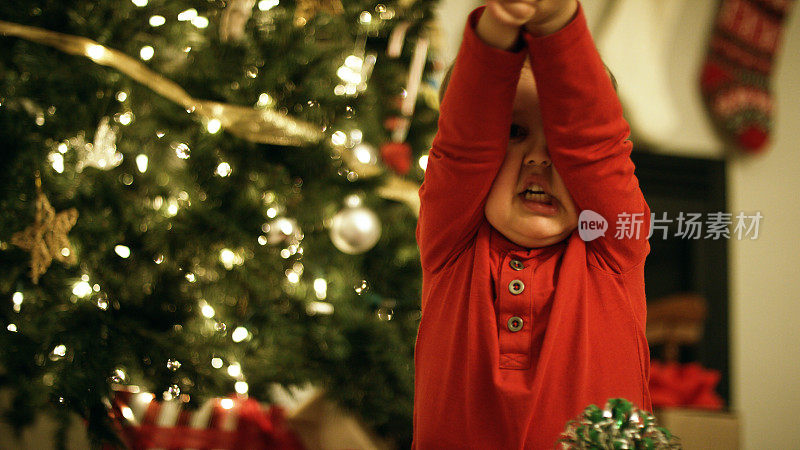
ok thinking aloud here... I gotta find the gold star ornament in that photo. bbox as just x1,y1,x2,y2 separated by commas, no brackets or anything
294,0,344,27
11,180,78,284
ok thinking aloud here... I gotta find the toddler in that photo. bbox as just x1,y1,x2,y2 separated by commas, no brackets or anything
413,1,652,448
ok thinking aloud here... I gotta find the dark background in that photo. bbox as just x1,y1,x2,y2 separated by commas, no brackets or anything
632,149,730,405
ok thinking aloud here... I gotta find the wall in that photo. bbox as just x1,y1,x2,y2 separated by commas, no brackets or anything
728,4,800,448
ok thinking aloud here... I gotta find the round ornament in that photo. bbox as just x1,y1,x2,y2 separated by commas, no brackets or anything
329,205,381,254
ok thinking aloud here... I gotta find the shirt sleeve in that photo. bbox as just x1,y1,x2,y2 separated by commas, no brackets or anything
524,3,651,274
416,6,527,273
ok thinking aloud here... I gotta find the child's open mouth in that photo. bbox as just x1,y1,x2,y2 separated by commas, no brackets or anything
518,189,559,215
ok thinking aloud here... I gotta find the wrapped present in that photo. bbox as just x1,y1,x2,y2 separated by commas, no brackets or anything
108,389,305,449
649,360,724,410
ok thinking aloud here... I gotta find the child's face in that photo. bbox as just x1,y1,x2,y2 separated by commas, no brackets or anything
485,67,579,248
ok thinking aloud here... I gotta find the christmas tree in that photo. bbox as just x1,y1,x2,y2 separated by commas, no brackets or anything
0,0,440,447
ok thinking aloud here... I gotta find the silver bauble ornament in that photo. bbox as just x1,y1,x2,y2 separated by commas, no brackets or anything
329,206,381,254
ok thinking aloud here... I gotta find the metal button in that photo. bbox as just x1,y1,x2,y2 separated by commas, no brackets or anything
508,279,524,294
509,259,524,271
507,316,524,332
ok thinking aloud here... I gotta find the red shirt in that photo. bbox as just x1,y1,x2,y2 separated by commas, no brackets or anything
413,5,652,449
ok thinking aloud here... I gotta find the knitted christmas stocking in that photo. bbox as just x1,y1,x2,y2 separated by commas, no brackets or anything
700,0,795,153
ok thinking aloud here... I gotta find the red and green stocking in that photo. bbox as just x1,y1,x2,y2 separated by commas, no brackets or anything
700,0,795,153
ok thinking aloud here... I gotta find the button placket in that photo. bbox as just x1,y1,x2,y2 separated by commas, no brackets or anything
497,254,534,369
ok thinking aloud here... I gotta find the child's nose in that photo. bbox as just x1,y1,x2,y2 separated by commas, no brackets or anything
523,147,551,168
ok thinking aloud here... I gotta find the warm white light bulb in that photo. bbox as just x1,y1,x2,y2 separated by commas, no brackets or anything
139,46,155,61
227,363,242,377
149,15,166,27
191,16,209,28
114,245,131,258
177,9,197,21
207,118,222,134
231,327,248,343
216,162,232,177
87,44,106,61
201,302,215,319
135,154,148,173
118,111,133,125
331,130,347,146
257,93,273,107
344,194,362,208
306,301,334,315
354,144,374,164
313,278,327,300
72,281,92,298
48,152,64,173
234,381,249,394
258,0,279,11
166,200,179,217
219,249,236,269
121,406,135,420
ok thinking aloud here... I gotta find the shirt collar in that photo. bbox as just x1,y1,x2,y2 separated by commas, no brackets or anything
489,225,568,260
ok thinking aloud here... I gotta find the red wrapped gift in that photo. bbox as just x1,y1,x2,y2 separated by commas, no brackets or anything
107,389,306,449
649,361,725,410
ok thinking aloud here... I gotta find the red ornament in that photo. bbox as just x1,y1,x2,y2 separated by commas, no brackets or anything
380,142,412,175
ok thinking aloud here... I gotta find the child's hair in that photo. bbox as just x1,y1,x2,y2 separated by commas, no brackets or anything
437,56,618,106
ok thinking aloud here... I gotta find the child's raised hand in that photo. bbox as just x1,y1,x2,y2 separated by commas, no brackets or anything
522,0,578,36
484,1,539,28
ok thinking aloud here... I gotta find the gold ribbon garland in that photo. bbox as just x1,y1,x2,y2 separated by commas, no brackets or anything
0,20,323,146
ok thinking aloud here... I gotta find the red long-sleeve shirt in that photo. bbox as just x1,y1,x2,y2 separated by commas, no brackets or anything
412,5,652,449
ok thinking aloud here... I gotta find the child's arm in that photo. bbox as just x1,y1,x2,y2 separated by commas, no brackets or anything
416,4,529,273
524,1,651,273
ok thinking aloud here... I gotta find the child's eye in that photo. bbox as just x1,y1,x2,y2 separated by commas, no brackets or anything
510,124,528,140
